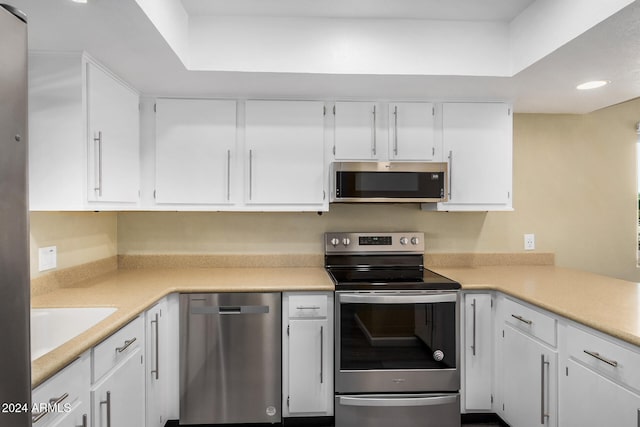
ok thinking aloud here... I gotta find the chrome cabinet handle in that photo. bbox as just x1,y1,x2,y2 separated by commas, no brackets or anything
447,150,453,199
94,131,103,197
100,391,111,427
471,299,477,356
80,414,88,427
296,305,321,310
340,292,456,304
541,355,550,424
115,337,136,353
511,314,533,325
226,149,231,201
151,313,159,379
393,105,398,156
583,350,618,367
372,105,377,156
248,149,253,201
32,392,69,423
320,325,324,384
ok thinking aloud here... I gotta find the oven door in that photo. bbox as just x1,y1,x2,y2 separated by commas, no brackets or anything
335,291,459,394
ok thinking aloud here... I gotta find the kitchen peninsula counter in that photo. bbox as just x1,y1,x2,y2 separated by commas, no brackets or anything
433,265,640,348
31,266,333,387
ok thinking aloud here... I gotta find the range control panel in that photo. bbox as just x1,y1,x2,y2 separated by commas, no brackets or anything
325,232,425,254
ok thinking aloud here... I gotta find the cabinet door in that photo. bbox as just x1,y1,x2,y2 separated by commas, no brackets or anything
145,299,170,427
334,102,377,160
245,100,325,205
86,62,140,204
48,400,90,427
288,319,328,414
92,349,145,427
560,359,640,427
155,99,237,205
463,294,493,411
440,103,512,210
389,102,435,160
502,325,557,427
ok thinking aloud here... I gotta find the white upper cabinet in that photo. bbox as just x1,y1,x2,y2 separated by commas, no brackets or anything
86,62,140,204
29,53,140,210
388,102,435,161
435,102,512,211
245,100,326,208
154,98,237,206
333,101,435,161
333,102,377,160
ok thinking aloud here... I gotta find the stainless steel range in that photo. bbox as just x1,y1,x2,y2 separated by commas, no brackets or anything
326,232,461,427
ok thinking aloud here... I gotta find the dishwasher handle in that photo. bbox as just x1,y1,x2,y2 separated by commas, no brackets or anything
191,305,270,315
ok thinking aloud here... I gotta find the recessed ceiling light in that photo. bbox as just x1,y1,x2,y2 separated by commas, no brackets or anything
576,80,610,90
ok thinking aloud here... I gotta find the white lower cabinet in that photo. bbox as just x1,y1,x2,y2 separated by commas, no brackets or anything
32,352,91,427
501,325,557,427
282,292,334,417
145,295,180,427
91,316,145,427
560,324,640,426
462,293,493,412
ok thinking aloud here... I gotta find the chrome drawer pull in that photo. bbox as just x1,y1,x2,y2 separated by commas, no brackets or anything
541,355,550,424
584,350,618,367
115,337,136,353
511,314,533,325
296,305,321,310
32,392,69,423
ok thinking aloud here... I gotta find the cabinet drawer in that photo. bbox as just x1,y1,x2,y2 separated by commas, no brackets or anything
566,324,640,392
32,352,90,426
503,297,557,347
288,294,328,318
93,316,144,382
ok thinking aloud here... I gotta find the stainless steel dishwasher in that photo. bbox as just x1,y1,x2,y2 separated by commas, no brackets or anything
179,293,282,425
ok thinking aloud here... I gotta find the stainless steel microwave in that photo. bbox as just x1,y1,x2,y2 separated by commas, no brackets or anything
331,162,448,203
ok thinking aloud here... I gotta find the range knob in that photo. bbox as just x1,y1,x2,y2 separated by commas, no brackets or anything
342,238,351,246
399,237,409,245
411,237,420,245
433,350,445,362
330,238,340,247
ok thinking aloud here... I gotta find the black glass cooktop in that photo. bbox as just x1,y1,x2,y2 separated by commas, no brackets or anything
326,266,461,291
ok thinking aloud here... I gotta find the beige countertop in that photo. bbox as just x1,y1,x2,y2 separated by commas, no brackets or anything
31,261,640,390
31,267,333,388
432,265,640,348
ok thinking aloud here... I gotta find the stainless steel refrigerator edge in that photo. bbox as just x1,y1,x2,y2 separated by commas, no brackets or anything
180,293,282,425
0,3,31,427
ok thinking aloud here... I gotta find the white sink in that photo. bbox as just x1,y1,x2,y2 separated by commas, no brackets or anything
31,307,117,361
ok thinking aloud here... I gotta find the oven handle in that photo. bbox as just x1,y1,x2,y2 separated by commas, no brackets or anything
339,293,457,304
339,395,458,407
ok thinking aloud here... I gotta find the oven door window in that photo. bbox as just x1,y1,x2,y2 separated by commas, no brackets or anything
339,301,456,370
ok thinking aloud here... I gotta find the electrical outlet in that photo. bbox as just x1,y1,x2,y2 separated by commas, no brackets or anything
524,234,535,251
38,246,57,271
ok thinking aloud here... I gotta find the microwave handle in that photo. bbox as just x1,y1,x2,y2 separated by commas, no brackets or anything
339,293,457,304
